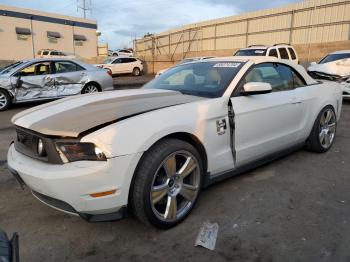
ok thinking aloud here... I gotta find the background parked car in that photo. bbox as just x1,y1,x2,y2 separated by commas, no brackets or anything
234,44,299,64
308,50,350,99
37,49,76,59
111,49,134,57
0,58,113,111
95,57,143,76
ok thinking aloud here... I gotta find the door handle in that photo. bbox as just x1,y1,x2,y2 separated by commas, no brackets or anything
290,97,302,104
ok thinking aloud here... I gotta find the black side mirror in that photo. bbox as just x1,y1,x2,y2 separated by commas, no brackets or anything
0,229,19,262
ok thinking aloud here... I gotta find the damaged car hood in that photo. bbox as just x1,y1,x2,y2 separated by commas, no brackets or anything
12,89,204,137
308,59,350,77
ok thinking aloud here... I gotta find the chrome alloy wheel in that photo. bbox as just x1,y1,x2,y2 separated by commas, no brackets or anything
0,93,7,110
150,151,201,222
83,85,99,93
319,108,336,149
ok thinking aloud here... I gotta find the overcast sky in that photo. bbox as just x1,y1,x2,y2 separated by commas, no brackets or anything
0,0,300,49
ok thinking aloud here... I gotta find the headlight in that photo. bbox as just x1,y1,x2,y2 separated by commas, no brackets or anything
55,142,107,163
37,139,47,157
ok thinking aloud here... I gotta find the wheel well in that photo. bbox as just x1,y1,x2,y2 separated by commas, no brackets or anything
0,88,13,99
133,67,140,71
160,132,208,173
127,132,208,206
83,81,101,92
307,104,336,141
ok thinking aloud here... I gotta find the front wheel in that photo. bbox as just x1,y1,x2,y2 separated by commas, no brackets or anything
81,83,100,94
306,106,337,153
0,89,11,111
132,67,141,76
130,139,203,229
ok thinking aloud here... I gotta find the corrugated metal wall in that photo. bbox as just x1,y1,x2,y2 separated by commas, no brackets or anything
134,0,350,59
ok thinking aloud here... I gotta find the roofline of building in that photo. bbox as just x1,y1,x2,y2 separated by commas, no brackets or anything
0,4,97,30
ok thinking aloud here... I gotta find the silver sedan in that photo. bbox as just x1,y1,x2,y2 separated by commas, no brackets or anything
0,58,114,111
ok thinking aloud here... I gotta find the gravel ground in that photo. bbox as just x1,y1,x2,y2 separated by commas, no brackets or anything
0,94,349,262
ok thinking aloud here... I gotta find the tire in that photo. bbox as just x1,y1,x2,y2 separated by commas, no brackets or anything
130,139,203,229
81,83,100,94
0,89,11,111
306,106,337,153
132,67,141,76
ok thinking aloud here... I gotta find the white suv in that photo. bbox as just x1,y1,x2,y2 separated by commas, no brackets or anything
96,56,143,76
37,49,76,59
111,49,134,57
234,44,299,64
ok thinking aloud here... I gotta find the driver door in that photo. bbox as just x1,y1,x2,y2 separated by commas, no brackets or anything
53,61,87,96
14,61,56,101
110,58,123,74
230,62,303,167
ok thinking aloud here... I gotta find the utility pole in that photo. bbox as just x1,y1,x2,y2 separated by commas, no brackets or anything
77,0,89,19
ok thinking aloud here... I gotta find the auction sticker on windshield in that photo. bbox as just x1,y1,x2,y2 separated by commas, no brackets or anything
213,62,241,68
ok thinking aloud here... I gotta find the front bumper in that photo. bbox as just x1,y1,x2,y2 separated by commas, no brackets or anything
7,144,142,220
342,85,350,99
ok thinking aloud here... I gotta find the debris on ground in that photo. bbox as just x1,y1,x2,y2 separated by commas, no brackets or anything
195,222,219,251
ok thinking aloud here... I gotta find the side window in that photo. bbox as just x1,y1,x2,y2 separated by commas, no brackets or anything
42,51,49,55
112,59,121,64
242,63,296,92
288,48,297,60
268,48,278,58
120,58,130,63
292,71,306,88
54,61,85,73
17,62,52,77
51,51,59,56
278,48,289,60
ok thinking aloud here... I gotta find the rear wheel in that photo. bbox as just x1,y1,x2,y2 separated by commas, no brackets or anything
130,139,203,229
306,106,336,153
0,89,11,111
81,83,100,94
132,67,141,76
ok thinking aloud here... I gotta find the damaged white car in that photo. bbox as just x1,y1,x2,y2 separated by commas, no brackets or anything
8,57,342,228
0,59,114,111
308,50,350,99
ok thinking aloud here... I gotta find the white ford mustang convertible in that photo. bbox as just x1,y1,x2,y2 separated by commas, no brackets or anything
7,57,343,228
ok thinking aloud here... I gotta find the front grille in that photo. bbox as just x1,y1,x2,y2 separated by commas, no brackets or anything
16,128,36,151
14,127,63,164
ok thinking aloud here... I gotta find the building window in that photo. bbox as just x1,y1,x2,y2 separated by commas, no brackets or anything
75,41,84,46
16,27,31,41
74,34,87,46
47,31,61,43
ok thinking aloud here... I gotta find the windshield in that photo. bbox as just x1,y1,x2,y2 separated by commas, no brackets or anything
235,49,267,56
103,58,115,64
319,53,350,64
178,58,197,64
0,61,24,74
144,61,245,98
